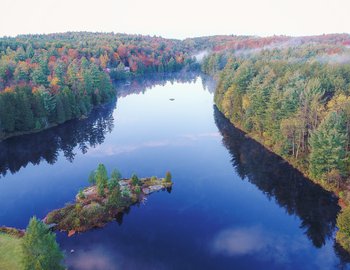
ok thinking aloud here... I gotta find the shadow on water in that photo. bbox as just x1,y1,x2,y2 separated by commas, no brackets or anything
213,105,341,249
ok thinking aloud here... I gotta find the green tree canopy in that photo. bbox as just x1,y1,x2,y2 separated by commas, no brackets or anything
309,111,348,181
96,164,108,196
21,217,64,270
165,171,172,183
131,173,140,186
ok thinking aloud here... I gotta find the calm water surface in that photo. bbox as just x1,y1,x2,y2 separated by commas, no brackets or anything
0,73,349,270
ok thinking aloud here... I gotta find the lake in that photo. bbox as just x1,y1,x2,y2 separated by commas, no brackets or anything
0,72,348,270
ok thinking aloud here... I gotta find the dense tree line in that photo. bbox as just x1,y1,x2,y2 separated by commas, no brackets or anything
213,55,350,191
203,34,350,251
0,32,198,139
3,32,347,140
0,62,114,137
188,33,350,54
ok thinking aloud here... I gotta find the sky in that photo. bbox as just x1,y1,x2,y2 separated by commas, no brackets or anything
0,0,349,39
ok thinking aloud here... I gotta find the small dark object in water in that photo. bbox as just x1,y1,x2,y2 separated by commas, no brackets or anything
169,98,175,101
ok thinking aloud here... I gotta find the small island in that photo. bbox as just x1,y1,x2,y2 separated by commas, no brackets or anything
44,164,173,235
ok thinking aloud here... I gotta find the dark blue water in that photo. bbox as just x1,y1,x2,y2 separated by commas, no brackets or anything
0,73,349,270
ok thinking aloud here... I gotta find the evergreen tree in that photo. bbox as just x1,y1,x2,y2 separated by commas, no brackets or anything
165,171,172,182
309,111,348,181
31,66,48,86
61,91,72,121
55,96,65,124
21,217,64,270
54,62,65,86
39,88,56,115
167,57,176,72
26,44,34,58
131,173,140,186
66,61,79,91
16,90,35,131
95,164,108,196
107,187,121,209
0,92,16,132
108,169,121,190
30,92,48,129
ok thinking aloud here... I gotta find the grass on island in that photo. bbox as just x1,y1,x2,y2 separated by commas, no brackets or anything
0,233,23,270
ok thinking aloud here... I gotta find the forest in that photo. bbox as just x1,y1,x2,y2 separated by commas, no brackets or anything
3,32,350,253
0,32,198,140
202,33,350,251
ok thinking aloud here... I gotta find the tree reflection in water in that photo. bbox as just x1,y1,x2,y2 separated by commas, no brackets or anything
0,72,211,178
0,101,116,177
214,105,340,249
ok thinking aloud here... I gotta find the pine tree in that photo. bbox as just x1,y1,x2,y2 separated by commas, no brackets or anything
39,88,56,115
21,217,64,270
167,57,176,72
31,66,48,87
14,90,33,131
0,92,16,132
131,173,140,186
309,111,348,181
61,93,72,121
108,169,121,191
107,187,121,209
165,171,172,182
95,164,108,196
55,96,66,124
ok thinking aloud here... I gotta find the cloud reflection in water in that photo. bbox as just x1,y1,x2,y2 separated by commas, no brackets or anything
66,244,168,270
211,226,312,265
87,132,220,157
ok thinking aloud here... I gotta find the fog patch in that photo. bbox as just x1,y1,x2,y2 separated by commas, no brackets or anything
233,38,302,58
312,53,350,64
193,50,209,63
